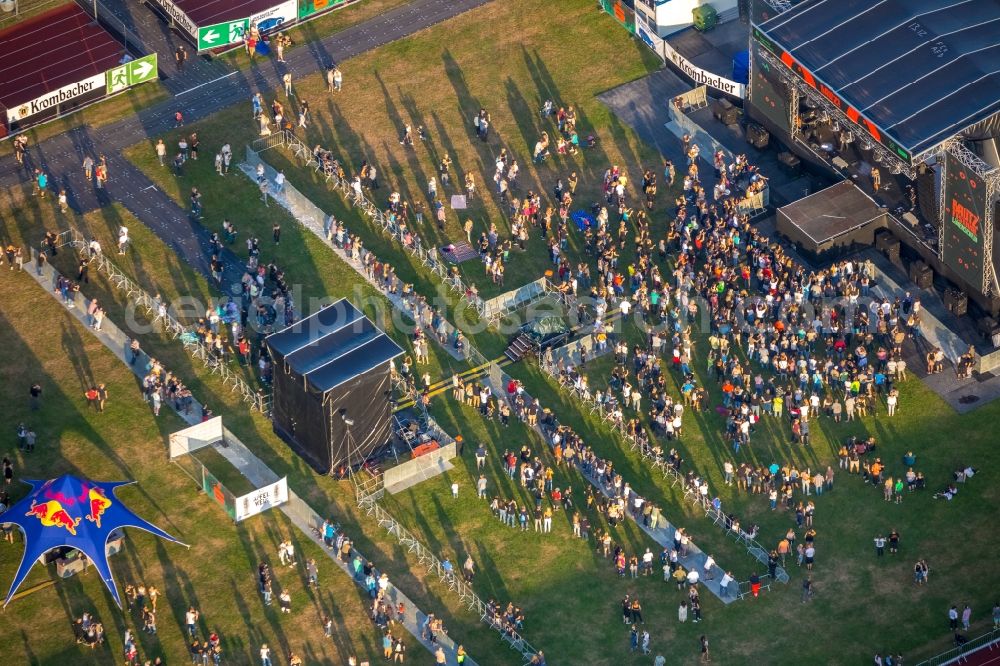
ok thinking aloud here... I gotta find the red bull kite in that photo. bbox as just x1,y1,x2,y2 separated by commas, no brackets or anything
3,475,187,607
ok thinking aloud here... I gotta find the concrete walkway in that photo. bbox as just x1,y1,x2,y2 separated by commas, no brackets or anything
579,467,739,603
18,253,477,666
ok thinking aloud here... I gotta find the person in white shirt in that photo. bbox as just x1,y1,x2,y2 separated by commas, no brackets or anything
703,554,715,580
720,571,734,596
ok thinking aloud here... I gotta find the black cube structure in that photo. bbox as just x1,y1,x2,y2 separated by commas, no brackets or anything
265,300,403,475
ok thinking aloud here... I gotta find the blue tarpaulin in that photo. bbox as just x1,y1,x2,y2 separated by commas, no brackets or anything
732,50,749,85
571,210,595,231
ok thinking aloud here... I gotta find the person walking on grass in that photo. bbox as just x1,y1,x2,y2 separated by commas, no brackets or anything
700,635,711,662
260,179,270,207
801,576,813,603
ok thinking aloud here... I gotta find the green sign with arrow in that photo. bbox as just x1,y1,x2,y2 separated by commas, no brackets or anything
198,19,249,51
106,53,159,94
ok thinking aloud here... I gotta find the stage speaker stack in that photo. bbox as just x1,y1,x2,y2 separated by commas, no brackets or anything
944,288,968,317
875,231,901,263
712,98,740,125
916,169,938,223
746,123,769,149
977,317,1000,343
777,151,801,176
909,260,933,289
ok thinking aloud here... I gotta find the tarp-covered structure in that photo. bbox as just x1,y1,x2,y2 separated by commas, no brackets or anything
756,0,1000,159
266,300,403,475
3,475,185,607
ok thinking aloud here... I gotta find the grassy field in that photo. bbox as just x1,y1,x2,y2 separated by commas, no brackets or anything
100,0,1000,662
237,0,666,301
0,185,511,663
0,266,434,665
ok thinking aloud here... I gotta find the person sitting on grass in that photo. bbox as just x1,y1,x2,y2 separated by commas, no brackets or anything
933,484,958,500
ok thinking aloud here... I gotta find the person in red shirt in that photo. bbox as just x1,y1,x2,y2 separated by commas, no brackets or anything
84,387,100,411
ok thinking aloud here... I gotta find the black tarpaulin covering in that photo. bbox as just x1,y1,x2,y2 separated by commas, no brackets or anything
758,0,1000,155
266,300,403,475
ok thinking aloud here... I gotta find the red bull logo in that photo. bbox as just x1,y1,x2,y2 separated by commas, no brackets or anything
25,500,81,535
84,487,112,529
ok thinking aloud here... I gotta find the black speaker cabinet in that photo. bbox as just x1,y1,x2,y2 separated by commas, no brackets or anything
909,261,933,289
746,123,769,149
875,231,895,251
978,316,999,340
713,98,739,125
944,288,968,317
777,151,801,176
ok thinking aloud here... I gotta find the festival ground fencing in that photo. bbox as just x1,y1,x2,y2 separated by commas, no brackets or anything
57,230,269,414
479,277,550,324
667,86,769,216
913,629,1000,666
250,131,487,317
355,481,540,664
243,141,490,370
537,354,789,587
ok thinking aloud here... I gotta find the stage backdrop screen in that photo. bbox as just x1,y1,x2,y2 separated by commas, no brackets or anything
942,152,987,290
749,41,789,133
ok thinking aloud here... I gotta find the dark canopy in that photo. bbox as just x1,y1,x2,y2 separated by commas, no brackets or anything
267,299,403,393
758,0,1000,156
265,300,403,474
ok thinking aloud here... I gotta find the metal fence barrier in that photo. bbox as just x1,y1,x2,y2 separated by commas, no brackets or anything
913,630,1000,666
251,131,488,317
59,229,269,414
536,356,789,586
355,482,541,664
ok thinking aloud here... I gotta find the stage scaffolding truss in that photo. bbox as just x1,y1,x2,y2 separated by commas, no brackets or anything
941,142,1000,297
756,47,919,180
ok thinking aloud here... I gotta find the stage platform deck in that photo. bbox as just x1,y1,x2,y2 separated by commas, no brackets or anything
666,19,749,81
777,181,886,248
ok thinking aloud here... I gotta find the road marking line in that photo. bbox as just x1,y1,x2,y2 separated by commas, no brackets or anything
176,70,240,97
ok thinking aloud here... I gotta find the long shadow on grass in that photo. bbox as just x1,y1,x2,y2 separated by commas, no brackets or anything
233,525,293,657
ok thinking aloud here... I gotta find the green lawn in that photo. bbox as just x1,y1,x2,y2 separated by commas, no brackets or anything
107,0,1000,663
506,318,1000,664
0,265,432,666
218,0,415,69
123,126,474,376
0,182,511,663
219,0,666,301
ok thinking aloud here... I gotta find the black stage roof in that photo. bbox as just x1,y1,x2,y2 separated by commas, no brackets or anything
266,299,403,394
758,0,1000,157
777,181,885,245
